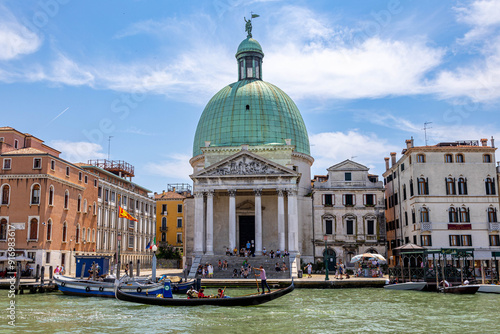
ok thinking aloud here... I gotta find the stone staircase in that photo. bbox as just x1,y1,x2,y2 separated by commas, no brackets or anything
189,255,294,279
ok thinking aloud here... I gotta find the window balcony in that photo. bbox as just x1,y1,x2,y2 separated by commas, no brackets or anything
420,222,432,231
489,222,500,232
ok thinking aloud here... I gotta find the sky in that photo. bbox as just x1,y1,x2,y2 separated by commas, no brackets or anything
1,0,500,193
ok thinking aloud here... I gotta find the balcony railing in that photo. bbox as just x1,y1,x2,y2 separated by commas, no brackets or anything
490,222,500,231
420,222,432,231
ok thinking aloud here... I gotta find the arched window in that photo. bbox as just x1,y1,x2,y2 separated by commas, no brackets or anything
31,184,41,205
82,227,86,242
161,217,167,231
488,207,497,223
418,178,428,195
1,184,10,205
64,190,69,209
409,179,414,196
0,218,7,240
48,185,54,206
46,219,52,241
92,229,96,243
77,195,81,212
417,154,426,163
449,207,458,223
420,207,429,223
83,199,87,213
485,177,496,195
76,224,80,243
93,202,97,215
444,154,453,163
446,177,456,195
456,154,465,163
161,232,166,242
29,217,38,240
87,228,91,242
62,222,67,242
460,207,470,223
458,177,468,195
402,184,407,200
483,154,492,163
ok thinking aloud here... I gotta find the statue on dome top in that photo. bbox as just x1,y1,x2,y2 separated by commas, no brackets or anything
244,13,259,38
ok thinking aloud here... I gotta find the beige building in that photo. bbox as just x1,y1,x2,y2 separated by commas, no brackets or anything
383,138,500,265
312,160,386,269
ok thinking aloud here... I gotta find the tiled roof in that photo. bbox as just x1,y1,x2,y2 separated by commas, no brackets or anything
155,192,186,200
2,147,48,155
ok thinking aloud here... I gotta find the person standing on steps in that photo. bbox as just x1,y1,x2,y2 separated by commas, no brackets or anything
253,265,271,294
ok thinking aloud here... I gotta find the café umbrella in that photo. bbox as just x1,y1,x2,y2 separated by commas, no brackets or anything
350,253,386,263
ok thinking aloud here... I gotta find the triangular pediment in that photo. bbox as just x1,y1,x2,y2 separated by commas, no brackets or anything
192,150,298,178
237,200,255,210
327,159,369,172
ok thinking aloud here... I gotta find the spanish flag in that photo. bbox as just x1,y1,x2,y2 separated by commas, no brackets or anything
119,207,138,222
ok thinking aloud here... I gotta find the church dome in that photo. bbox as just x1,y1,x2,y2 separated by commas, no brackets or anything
192,36,310,157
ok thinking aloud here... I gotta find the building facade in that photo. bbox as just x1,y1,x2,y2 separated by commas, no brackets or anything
0,127,98,274
80,160,156,267
155,184,191,252
383,138,500,265
185,26,314,273
312,160,386,268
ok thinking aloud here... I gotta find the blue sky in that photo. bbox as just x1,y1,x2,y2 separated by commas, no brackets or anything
1,0,500,192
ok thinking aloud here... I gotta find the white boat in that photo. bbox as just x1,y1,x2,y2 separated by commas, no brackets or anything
477,284,500,294
384,282,427,291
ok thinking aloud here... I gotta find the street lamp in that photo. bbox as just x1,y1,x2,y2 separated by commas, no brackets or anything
151,244,158,282
324,235,329,281
117,233,122,278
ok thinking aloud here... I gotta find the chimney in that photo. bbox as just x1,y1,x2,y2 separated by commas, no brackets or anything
491,136,495,148
405,139,413,149
480,138,487,147
390,152,397,166
384,157,390,170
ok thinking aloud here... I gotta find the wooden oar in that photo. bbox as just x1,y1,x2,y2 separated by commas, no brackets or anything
254,274,260,293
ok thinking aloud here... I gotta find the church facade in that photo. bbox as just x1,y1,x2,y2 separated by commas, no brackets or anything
184,25,315,272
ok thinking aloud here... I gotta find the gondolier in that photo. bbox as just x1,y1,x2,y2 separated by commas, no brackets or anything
253,265,271,294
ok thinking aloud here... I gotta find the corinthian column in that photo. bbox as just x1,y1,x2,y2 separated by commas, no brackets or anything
277,190,285,251
228,189,237,251
206,190,214,255
254,189,262,255
194,192,205,255
287,189,299,254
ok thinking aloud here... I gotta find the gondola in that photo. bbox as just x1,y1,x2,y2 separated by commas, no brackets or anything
115,280,295,306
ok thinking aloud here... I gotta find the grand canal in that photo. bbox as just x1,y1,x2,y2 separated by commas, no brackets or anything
1,288,499,333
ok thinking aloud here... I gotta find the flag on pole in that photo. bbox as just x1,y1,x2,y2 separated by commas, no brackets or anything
145,240,151,250
119,207,138,222
251,13,260,18
150,236,156,250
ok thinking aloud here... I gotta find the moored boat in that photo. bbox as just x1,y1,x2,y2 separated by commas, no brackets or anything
477,284,500,294
384,281,427,291
115,280,295,306
439,285,479,294
54,274,164,298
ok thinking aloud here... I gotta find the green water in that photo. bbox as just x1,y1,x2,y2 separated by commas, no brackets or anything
1,288,499,334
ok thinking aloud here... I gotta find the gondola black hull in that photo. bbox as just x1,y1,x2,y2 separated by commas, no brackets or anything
115,281,294,306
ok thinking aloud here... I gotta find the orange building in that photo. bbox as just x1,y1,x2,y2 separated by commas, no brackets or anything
0,127,98,274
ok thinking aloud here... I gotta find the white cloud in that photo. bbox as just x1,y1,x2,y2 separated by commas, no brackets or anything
144,154,192,181
310,130,400,176
50,140,106,163
0,5,42,60
455,0,500,43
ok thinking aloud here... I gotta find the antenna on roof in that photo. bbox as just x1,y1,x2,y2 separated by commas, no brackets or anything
107,136,113,160
350,156,357,160
423,122,432,146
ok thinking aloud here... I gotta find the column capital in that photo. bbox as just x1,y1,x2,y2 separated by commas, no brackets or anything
253,188,262,196
277,189,285,197
287,189,298,197
194,192,204,199
206,190,215,197
228,189,237,197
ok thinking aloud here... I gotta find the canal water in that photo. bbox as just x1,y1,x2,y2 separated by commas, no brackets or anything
1,288,499,333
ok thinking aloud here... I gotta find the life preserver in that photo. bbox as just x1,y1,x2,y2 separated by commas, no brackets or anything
61,282,66,287
137,287,142,293
85,286,90,292
99,286,104,292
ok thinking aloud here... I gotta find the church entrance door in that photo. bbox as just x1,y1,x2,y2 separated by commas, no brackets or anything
239,216,255,251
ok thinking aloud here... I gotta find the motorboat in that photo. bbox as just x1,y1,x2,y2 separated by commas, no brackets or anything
438,284,479,294
384,281,427,291
477,284,500,294
115,280,295,306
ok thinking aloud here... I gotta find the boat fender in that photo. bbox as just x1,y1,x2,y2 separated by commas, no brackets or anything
99,286,104,292
85,286,91,292
137,287,142,293
61,282,66,287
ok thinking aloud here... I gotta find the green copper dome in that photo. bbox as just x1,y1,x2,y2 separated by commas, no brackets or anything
192,36,310,157
236,38,263,58
193,79,310,157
